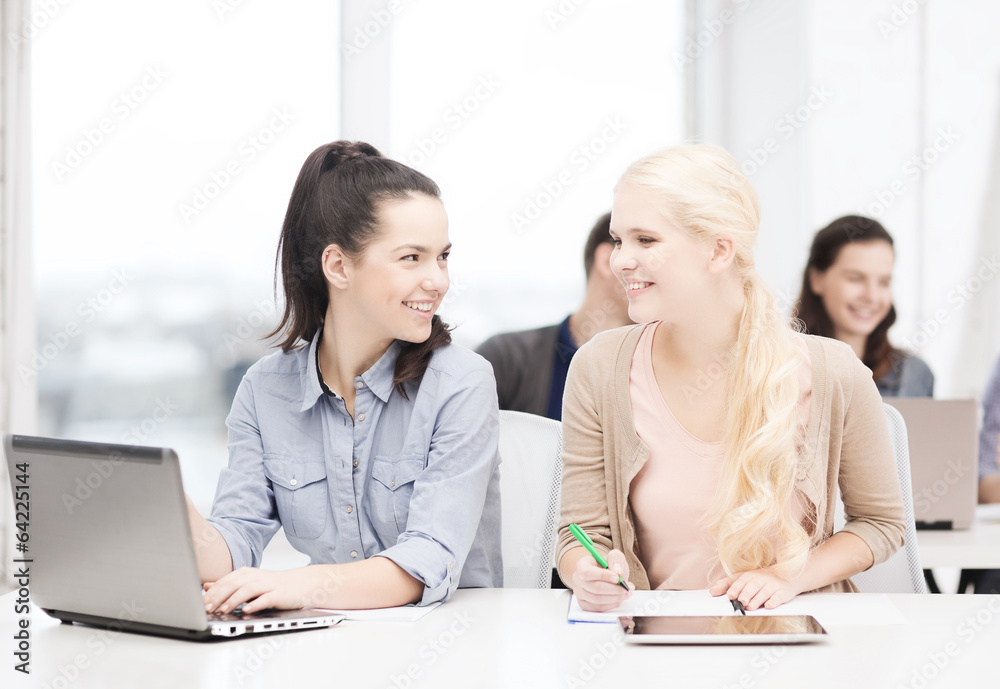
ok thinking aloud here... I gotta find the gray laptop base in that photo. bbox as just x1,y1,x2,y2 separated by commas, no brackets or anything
44,606,335,641
3,434,341,641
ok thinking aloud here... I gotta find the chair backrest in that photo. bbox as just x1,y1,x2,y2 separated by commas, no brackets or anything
497,410,563,588
834,403,927,593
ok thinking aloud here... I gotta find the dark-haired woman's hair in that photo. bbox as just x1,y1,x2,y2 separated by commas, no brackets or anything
266,140,452,398
793,215,900,380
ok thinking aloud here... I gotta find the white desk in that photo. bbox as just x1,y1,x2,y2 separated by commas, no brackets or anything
917,517,1000,569
2,589,998,688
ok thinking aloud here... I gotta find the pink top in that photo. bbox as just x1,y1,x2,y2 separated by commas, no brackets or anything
628,322,812,590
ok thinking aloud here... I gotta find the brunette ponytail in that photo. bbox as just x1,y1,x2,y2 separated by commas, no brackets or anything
266,140,450,397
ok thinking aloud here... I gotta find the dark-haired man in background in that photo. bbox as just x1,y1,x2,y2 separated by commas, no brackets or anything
476,212,631,420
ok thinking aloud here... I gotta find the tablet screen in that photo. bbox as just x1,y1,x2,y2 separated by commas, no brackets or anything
619,615,828,644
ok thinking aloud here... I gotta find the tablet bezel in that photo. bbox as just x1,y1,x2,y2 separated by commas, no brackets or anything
618,615,829,645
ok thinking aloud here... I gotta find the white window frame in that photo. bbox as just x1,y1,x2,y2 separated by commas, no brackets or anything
1,0,36,587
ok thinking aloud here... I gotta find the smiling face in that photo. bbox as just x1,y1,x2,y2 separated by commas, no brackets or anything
345,193,450,344
809,240,894,343
609,183,714,325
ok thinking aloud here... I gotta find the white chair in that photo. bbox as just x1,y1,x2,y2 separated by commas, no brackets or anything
834,403,927,593
497,410,563,588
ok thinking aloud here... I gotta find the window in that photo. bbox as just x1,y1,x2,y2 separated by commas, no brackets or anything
30,1,338,506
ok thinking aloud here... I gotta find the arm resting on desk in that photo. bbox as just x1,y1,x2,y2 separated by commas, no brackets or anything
794,531,874,591
981,475,1000,504
189,493,423,611
202,557,423,613
710,531,875,610
186,494,234,583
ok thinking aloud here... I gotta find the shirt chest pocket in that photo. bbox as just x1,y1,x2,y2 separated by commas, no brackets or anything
368,454,425,544
263,457,329,540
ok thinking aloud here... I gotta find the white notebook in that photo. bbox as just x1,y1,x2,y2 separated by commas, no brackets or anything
567,590,907,626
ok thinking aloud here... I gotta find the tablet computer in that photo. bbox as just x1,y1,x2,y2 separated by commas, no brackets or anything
618,615,829,644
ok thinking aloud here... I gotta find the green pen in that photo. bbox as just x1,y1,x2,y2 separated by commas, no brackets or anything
568,523,630,592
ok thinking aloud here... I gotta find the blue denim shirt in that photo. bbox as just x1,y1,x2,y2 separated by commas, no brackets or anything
207,333,503,605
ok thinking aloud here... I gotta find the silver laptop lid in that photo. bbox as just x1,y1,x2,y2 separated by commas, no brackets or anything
884,399,979,530
4,435,209,631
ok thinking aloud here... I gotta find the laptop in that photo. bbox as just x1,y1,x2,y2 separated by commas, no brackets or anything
884,399,979,530
3,434,343,640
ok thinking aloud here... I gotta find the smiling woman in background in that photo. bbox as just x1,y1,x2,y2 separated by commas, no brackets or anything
794,216,934,398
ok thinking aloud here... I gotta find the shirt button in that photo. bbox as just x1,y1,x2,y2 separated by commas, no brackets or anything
355,381,364,389
350,550,358,558
390,479,395,488
353,460,359,468
289,479,298,486
346,505,353,514
448,562,455,571
357,413,366,422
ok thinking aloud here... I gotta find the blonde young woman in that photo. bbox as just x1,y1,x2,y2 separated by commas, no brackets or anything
556,145,905,613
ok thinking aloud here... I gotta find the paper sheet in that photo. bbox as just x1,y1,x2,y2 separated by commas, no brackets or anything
568,590,907,626
976,503,1000,523
315,601,442,622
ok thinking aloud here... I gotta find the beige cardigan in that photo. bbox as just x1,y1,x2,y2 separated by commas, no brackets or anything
556,323,906,593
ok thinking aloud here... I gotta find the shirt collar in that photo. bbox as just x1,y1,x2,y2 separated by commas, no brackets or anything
299,329,401,412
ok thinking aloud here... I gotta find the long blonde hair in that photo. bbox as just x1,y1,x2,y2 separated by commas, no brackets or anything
616,145,810,578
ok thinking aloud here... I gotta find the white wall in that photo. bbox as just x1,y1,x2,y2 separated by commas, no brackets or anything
694,0,1000,398
376,0,686,347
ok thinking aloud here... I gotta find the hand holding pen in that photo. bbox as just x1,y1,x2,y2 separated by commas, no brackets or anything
567,523,633,612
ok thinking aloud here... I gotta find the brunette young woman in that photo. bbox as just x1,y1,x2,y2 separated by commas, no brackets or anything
795,215,933,398
186,141,502,613
557,145,905,613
